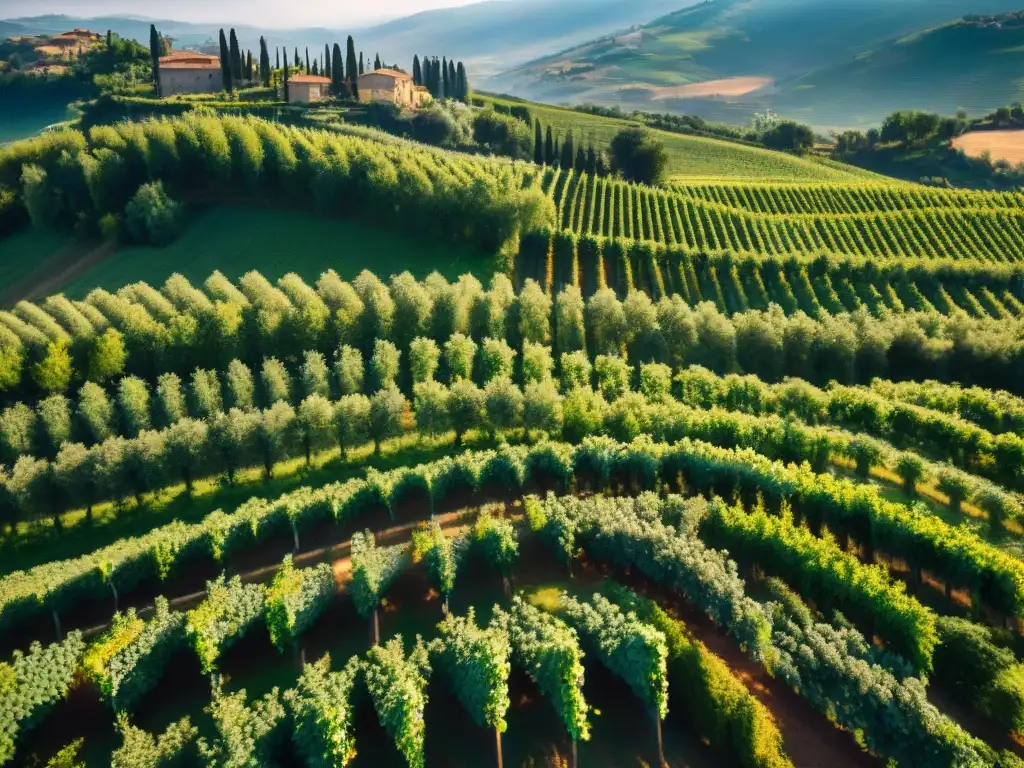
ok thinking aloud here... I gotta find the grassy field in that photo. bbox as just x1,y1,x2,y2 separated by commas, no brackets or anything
0,227,67,298
54,206,497,297
480,94,888,184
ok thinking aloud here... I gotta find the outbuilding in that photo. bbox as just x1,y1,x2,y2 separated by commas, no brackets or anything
287,73,332,103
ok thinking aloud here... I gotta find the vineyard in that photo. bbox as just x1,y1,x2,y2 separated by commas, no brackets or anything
0,103,1024,767
0,260,1022,767
3,115,1024,322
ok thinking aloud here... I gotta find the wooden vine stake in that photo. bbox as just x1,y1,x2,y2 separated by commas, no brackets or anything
495,726,504,768
653,708,664,767
372,607,381,646
570,738,578,768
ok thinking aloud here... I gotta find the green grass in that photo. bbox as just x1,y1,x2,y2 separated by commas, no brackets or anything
480,94,884,184
0,227,66,291
60,206,497,298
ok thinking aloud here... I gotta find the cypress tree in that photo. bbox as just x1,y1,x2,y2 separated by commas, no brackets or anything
276,47,280,70
553,138,560,167
586,142,598,175
149,24,161,96
535,120,544,165
413,54,421,85
218,29,232,92
312,60,318,76
324,44,331,79
107,29,113,50
359,52,365,74
229,28,242,82
346,36,359,98
259,38,270,86
456,61,468,102
435,58,442,97
282,48,289,101
331,43,343,95
305,47,310,74
575,143,587,172
441,56,448,98
448,59,457,95
561,130,575,169
545,126,554,164
374,52,381,70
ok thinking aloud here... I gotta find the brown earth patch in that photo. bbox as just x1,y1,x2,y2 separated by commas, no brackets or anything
953,130,1024,165
649,76,773,99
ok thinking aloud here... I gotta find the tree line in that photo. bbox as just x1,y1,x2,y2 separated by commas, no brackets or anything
3,260,1024,417
3,321,1021,540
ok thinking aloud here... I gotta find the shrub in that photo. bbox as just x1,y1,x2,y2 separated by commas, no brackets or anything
124,182,183,246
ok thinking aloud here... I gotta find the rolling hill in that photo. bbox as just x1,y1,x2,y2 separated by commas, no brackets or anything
486,0,1024,128
2,0,697,77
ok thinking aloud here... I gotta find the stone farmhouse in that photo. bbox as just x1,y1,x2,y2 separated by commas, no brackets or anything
34,29,101,60
287,74,331,103
357,69,432,108
157,51,222,96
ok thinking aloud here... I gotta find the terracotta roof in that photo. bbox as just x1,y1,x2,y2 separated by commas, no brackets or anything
159,52,221,70
34,45,64,56
160,51,219,62
290,74,331,84
363,68,412,80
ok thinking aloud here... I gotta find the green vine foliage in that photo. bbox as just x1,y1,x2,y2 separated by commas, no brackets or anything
601,582,793,768
350,531,408,619
472,510,519,577
495,596,590,743
284,654,362,768
542,492,1008,768
431,609,511,732
701,496,937,673
198,686,288,768
560,593,669,720
84,596,186,712
6,432,1019,639
110,714,199,768
265,556,336,652
185,576,266,674
0,632,85,765
412,523,467,602
364,636,432,768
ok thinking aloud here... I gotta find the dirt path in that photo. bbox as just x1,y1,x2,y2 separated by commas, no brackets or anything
76,508,471,641
0,238,114,307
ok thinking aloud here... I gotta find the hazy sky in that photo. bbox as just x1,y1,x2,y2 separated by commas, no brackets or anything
0,0,491,27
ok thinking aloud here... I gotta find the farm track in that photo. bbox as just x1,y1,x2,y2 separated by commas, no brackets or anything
0,240,113,309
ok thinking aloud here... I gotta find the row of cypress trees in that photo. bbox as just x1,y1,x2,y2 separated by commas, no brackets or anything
412,55,470,102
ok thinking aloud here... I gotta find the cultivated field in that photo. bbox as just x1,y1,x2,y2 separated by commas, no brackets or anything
479,94,885,183
649,76,774,99
1,109,1024,768
953,130,1024,166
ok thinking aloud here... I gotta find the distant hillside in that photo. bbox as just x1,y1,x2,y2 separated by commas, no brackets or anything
2,0,694,77
776,14,1024,129
487,0,1024,128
